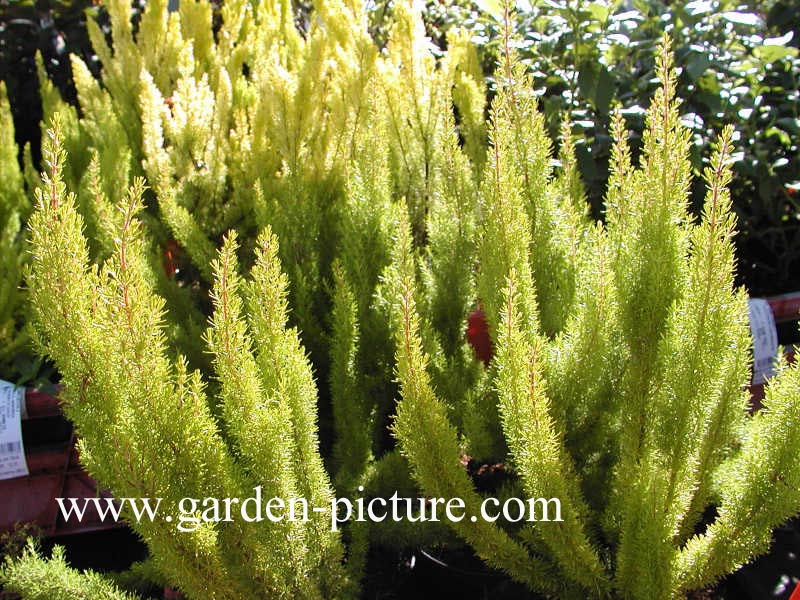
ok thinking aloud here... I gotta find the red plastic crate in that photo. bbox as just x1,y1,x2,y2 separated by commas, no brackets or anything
0,388,122,537
766,292,800,324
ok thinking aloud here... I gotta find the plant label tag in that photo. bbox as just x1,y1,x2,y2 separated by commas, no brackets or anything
0,380,28,480
748,298,778,385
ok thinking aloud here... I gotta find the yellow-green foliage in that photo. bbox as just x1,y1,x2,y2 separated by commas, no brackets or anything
0,82,31,375
389,28,800,600
0,541,141,600
26,123,351,599
14,2,800,599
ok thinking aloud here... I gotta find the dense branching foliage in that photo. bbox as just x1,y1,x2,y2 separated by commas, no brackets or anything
0,82,28,369
421,0,800,296
3,1,800,599
0,81,45,384
0,541,141,600
4,2,799,297
387,22,800,595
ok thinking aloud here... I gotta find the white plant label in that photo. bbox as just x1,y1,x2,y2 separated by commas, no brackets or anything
748,298,778,385
0,380,28,480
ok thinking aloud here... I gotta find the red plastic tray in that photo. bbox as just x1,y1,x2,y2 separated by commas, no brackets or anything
767,292,800,323
0,388,122,537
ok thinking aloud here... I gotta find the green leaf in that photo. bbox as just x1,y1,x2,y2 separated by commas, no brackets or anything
578,61,600,104
611,9,642,23
685,0,713,16
773,157,789,169
753,44,799,64
765,127,791,147
474,0,504,20
595,66,614,116
685,52,711,82
776,117,800,135
720,11,763,26
587,2,609,23
764,31,794,46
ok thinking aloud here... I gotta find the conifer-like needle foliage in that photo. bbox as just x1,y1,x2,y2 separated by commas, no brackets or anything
25,120,351,599
389,28,800,600
1,541,141,600
10,1,800,598
0,82,32,379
